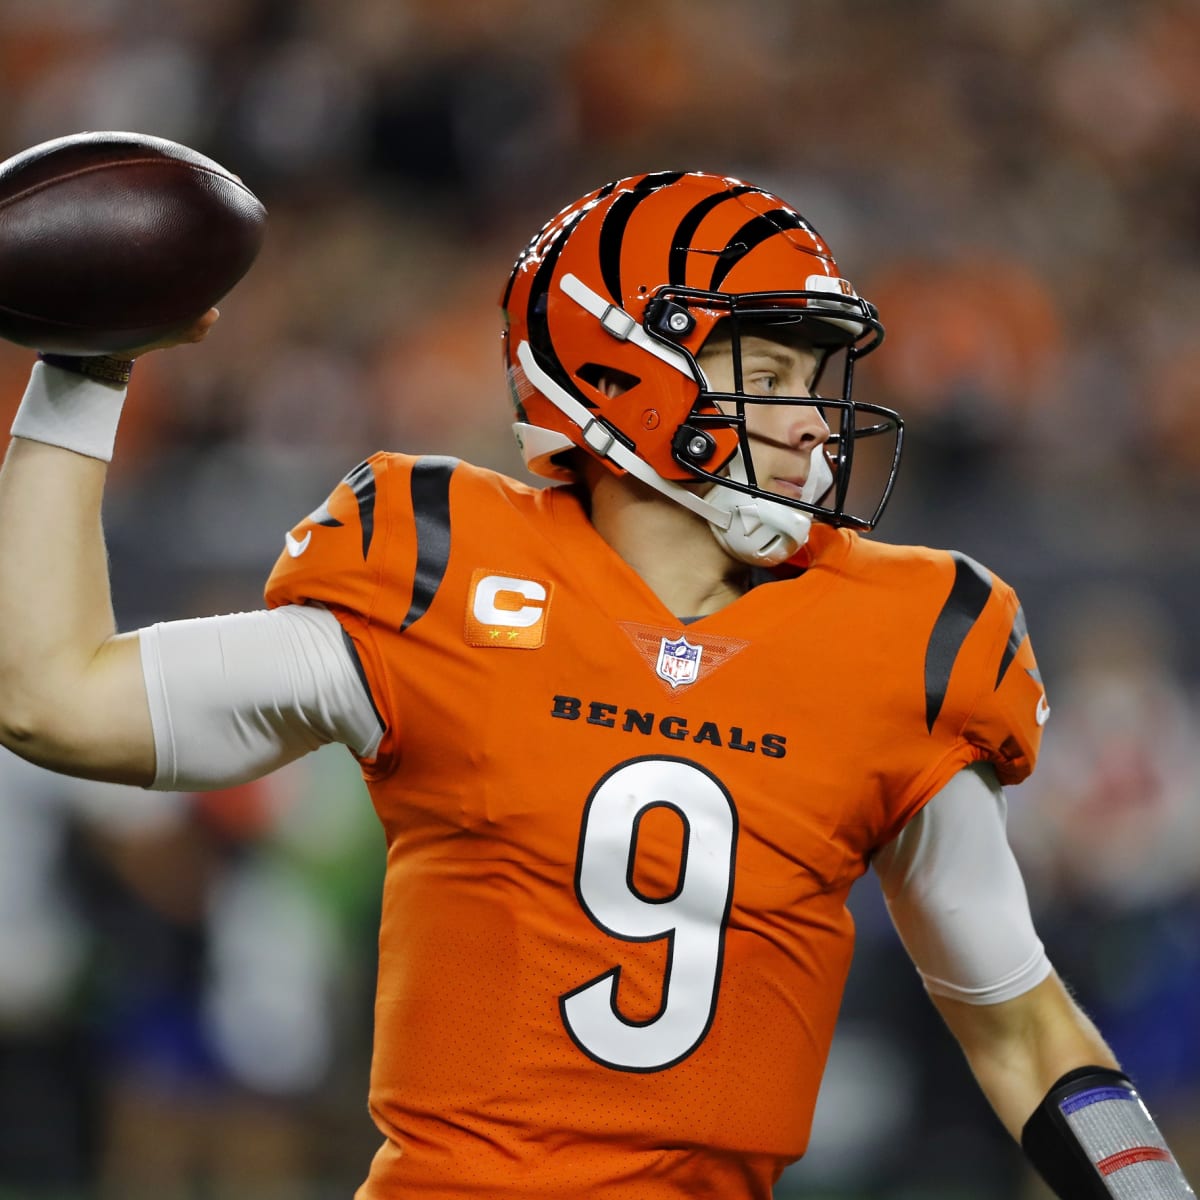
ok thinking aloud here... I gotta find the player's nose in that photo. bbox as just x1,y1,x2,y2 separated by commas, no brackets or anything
780,404,830,452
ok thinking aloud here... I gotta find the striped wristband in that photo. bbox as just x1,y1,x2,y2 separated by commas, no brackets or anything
1022,1067,1194,1198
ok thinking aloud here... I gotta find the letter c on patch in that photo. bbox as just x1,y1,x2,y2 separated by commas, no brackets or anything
473,575,548,628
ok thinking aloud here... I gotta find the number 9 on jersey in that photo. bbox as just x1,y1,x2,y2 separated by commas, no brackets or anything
559,757,739,1072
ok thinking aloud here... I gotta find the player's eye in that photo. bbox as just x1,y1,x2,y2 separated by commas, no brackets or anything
746,372,778,395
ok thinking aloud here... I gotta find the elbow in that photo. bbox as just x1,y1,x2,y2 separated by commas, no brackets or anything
0,705,154,787
0,702,66,769
0,683,86,774
0,682,45,745
0,647,156,785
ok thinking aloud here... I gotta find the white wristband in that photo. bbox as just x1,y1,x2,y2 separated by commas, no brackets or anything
10,362,129,463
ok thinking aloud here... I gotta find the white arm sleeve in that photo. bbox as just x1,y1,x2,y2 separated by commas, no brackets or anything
873,763,1052,1005
139,605,384,791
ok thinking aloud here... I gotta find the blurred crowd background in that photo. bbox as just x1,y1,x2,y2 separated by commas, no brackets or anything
2,0,1199,1197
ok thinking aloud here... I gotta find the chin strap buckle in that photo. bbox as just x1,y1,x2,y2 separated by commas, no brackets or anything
598,304,637,341
581,418,616,456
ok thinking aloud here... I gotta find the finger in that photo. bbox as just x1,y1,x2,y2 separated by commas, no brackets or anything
188,308,220,341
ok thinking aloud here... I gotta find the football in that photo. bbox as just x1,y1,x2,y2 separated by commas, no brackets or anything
0,131,266,355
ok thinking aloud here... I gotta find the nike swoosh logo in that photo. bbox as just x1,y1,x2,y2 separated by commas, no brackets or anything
285,530,312,558
1035,695,1051,726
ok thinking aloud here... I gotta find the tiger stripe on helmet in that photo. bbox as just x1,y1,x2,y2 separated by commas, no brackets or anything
510,173,690,413
709,209,822,290
666,186,757,286
597,171,686,303
519,207,596,407
499,179,618,313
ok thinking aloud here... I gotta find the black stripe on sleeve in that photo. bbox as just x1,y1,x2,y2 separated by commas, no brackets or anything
343,460,377,559
339,627,386,736
400,456,459,632
994,604,1029,689
924,552,994,732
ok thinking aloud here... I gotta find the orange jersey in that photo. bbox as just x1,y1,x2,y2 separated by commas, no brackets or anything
265,453,1046,1199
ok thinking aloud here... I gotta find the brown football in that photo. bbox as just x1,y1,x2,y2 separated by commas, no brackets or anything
0,131,266,355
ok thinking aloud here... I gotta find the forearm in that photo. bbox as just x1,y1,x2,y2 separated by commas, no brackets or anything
934,972,1118,1138
0,439,113,704
0,366,153,778
957,980,1196,1198
0,432,115,640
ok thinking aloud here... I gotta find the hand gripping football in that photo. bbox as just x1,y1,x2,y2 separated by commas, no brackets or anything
0,131,266,355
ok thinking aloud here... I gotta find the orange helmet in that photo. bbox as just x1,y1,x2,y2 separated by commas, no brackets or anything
500,171,902,563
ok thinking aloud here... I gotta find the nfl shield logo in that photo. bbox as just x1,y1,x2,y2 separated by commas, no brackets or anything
656,635,703,688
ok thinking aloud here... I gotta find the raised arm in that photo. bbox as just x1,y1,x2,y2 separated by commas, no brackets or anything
0,316,216,783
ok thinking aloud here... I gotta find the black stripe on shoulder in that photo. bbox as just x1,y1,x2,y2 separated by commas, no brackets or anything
401,456,459,632
924,552,994,732
994,604,1029,689
303,496,343,528
343,460,377,559
339,626,386,736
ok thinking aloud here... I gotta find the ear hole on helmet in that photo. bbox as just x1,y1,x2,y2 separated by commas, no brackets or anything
578,362,641,397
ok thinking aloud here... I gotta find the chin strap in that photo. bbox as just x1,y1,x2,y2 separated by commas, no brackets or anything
705,451,832,566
